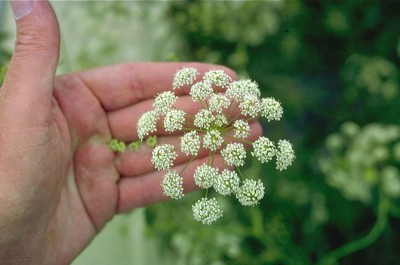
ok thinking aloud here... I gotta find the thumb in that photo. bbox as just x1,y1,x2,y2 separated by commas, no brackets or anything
4,0,60,107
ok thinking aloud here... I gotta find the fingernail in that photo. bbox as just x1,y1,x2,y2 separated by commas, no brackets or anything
10,0,33,20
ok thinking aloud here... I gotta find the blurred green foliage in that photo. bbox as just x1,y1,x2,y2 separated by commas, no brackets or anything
145,1,400,265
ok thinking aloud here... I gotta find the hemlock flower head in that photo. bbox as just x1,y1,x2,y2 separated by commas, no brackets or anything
180,131,201,156
132,67,295,224
173,67,199,90
194,109,215,129
203,69,232,88
193,164,219,189
208,94,230,113
162,171,184,199
252,136,276,163
260,97,283,122
203,129,224,151
190,81,213,101
137,110,159,140
151,144,177,171
214,169,240,196
192,197,223,225
239,94,261,118
233,119,250,139
164,109,186,132
236,179,265,206
154,91,177,115
276,139,295,171
221,143,247,167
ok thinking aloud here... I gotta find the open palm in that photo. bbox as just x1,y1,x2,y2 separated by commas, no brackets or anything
0,1,261,264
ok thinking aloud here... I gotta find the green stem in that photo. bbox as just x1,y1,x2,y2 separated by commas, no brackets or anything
179,155,197,175
316,191,390,265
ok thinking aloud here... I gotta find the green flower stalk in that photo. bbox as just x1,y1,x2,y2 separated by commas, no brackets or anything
135,67,295,224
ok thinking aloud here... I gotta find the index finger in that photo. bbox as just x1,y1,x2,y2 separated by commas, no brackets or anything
76,62,236,111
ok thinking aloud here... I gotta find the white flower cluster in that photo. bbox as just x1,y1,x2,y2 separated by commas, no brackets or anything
136,67,295,224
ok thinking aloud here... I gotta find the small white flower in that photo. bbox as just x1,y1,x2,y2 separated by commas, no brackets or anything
251,136,276,163
276,139,295,171
164,109,186,132
214,169,240,196
203,129,224,151
161,171,184,199
214,114,228,127
193,164,219,188
190,81,214,101
208,94,231,113
233,119,250,139
239,94,260,118
173,67,199,90
153,91,177,115
180,131,201,156
203,69,232,88
242,79,261,97
194,109,215,129
137,110,159,140
221,143,247,167
236,179,265,206
192,197,223,225
226,79,260,101
260,98,283,122
151,144,177,171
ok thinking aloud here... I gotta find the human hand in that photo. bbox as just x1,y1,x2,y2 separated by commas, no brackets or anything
0,1,261,264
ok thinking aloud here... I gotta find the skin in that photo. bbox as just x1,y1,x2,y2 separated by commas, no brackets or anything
0,1,262,264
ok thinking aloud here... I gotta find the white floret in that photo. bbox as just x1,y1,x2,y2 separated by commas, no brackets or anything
221,143,247,167
203,130,224,151
193,164,219,189
276,139,295,171
180,131,201,156
164,109,186,132
236,179,265,206
173,67,199,90
161,171,184,199
192,197,223,225
153,91,177,115
214,169,240,196
260,97,283,122
137,110,159,140
251,136,276,163
151,144,178,171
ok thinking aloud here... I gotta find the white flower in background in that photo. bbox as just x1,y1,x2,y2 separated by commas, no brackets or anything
192,197,223,225
162,171,184,199
129,67,295,224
